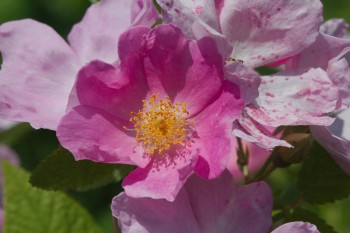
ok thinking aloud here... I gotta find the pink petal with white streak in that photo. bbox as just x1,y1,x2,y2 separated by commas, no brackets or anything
245,68,338,127
220,0,323,67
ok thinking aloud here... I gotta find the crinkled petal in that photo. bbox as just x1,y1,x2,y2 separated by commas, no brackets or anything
157,0,220,39
220,0,323,67
192,81,243,179
272,222,320,233
68,0,158,64
245,68,338,127
57,106,139,164
122,153,197,201
327,58,350,109
112,190,201,233
233,112,291,150
186,172,273,233
144,24,224,117
72,59,149,122
287,33,350,70
0,19,80,130
320,18,349,38
311,125,350,176
225,62,261,105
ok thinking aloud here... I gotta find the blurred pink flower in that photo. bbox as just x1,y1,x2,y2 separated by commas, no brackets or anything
112,170,319,233
0,0,159,130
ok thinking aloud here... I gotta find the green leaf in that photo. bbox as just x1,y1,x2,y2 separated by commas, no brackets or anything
255,66,279,75
30,147,134,191
298,142,350,204
285,208,337,233
3,162,103,233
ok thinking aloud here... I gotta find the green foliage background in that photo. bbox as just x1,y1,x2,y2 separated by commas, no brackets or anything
0,0,350,232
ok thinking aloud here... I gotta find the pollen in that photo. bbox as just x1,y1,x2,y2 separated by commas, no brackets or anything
130,93,192,155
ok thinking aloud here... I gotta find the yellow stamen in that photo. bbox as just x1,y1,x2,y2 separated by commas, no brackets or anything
130,94,191,155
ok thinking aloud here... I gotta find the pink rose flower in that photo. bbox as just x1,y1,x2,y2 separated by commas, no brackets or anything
112,170,319,233
57,24,244,201
0,0,159,130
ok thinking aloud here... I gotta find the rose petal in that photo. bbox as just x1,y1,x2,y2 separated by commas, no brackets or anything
113,171,273,233
225,62,261,105
311,125,350,176
220,0,323,67
123,154,196,201
192,81,243,179
272,222,320,233
186,173,273,233
245,68,338,127
57,106,139,164
73,60,148,122
0,19,80,130
320,18,349,38
131,0,160,26
144,24,224,117
327,58,350,109
157,0,220,39
233,112,291,150
287,33,350,70
68,0,158,64
112,190,201,233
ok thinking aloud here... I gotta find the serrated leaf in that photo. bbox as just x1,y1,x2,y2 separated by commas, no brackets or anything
285,208,337,233
3,162,103,233
30,147,134,191
298,142,350,204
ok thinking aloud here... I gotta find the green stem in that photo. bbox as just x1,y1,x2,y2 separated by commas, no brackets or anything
249,153,277,182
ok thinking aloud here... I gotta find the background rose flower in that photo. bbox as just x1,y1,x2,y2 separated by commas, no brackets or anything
112,170,319,233
0,0,159,130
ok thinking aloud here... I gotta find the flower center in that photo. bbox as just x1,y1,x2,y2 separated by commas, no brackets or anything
130,94,191,155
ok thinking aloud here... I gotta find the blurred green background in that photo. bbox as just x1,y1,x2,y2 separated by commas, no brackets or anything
0,0,350,232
